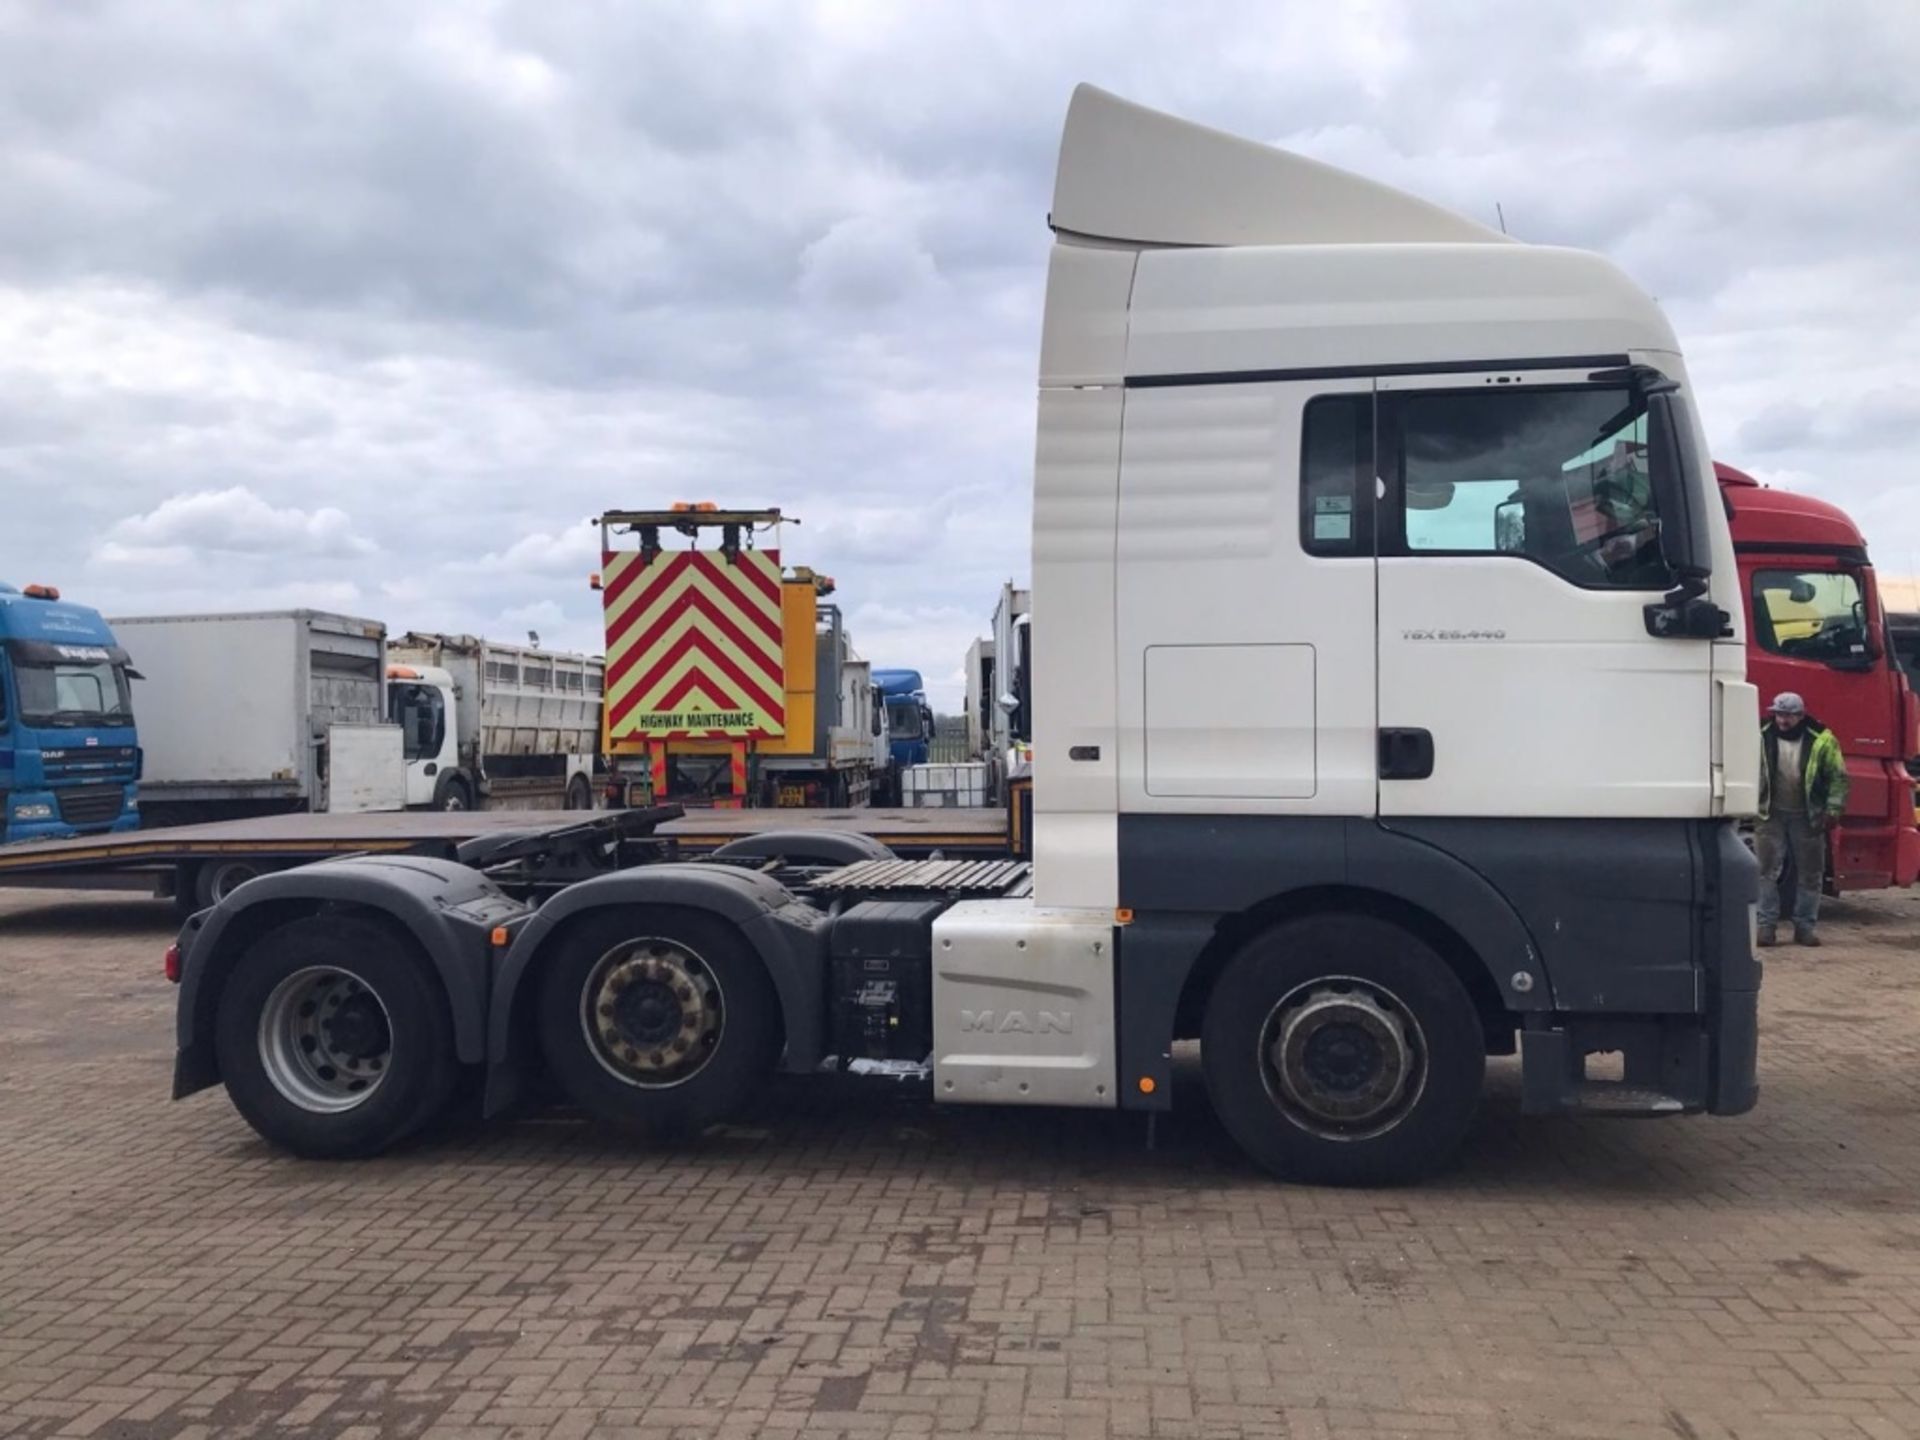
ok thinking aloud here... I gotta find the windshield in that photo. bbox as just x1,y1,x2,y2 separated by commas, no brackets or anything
885,697,924,738
1751,568,1870,665
13,656,134,727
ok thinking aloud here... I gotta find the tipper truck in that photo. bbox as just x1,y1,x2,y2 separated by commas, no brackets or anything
169,87,1761,1186
1717,463,1920,891
386,633,603,813
0,582,140,842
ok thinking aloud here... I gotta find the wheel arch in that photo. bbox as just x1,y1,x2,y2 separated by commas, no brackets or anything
172,857,507,1099
1115,816,1553,1109
1172,885,1515,1048
483,865,829,1116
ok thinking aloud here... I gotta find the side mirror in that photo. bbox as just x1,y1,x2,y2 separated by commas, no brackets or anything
997,692,1019,714
1644,389,1702,580
1494,497,1524,552
1788,578,1817,605
1640,385,1728,640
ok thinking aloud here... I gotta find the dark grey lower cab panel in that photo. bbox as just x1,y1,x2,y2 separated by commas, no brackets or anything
1113,813,1758,1116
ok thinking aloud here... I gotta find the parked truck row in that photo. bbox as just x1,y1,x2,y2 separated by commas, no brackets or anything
171,85,1790,1186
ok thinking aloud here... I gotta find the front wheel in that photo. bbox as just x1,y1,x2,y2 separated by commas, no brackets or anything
565,774,593,810
213,916,459,1158
1202,914,1484,1186
536,908,777,1137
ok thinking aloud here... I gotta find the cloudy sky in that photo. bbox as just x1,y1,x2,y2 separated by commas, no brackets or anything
3,1,1917,709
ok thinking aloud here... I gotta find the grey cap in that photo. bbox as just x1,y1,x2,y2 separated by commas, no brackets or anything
1768,691,1806,716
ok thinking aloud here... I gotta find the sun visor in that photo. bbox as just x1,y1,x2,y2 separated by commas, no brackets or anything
1050,85,1510,249
6,638,133,666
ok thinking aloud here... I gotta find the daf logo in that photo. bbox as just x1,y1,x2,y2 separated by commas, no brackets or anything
959,1009,1074,1035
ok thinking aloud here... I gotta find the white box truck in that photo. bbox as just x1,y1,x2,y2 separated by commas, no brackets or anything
113,610,403,830
385,633,602,812
172,87,1761,1186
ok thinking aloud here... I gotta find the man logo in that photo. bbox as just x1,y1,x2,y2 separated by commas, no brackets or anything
958,1009,1073,1035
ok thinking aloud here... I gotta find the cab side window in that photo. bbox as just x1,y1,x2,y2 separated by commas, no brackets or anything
1383,386,1669,590
392,684,445,761
1299,394,1373,557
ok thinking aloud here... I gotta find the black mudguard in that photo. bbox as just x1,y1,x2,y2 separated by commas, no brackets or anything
172,855,527,1099
482,863,830,1115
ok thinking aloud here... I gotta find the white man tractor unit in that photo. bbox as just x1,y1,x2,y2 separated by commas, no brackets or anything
166,87,1760,1186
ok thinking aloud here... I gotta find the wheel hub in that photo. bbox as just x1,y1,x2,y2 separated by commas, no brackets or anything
584,943,719,1087
1263,983,1423,1137
258,967,392,1114
325,993,390,1061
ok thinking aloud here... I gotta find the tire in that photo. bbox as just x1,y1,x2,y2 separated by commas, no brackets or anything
566,774,593,811
536,907,777,1138
213,915,460,1159
197,858,272,908
710,829,893,868
1201,914,1484,1186
434,775,473,812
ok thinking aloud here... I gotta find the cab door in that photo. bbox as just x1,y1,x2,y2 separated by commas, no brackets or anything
1116,376,1377,816
1372,368,1714,820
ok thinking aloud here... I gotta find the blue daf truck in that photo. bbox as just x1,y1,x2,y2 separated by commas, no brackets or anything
0,583,140,841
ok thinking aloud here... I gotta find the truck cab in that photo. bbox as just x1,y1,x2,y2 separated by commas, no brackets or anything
0,583,141,841
386,663,460,808
1717,462,1920,889
874,669,934,775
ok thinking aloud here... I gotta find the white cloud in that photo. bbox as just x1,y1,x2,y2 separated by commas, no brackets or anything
103,486,376,559
798,215,943,310
475,529,600,576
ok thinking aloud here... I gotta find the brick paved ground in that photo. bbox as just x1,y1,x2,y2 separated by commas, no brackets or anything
1,885,1917,1440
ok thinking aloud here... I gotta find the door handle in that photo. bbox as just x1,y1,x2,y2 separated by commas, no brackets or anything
1378,728,1434,780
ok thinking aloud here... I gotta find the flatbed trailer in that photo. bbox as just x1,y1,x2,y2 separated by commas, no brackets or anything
0,806,1017,904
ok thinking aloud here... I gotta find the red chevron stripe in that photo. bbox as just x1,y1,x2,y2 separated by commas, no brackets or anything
623,583,781,678
604,549,686,636
691,551,783,642
608,629,784,731
603,559,692,676
604,588,778,702
601,549,649,609
655,666,729,712
714,547,783,607
604,565,781,693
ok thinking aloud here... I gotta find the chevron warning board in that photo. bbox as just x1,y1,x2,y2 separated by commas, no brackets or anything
602,548,786,740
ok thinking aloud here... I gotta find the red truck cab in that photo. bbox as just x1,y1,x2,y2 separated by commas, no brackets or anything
1718,462,1920,889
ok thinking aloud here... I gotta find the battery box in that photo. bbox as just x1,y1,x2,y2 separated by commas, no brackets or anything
829,899,944,1064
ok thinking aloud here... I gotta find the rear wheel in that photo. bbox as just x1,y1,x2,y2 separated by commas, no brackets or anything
536,908,777,1137
1202,914,1484,1186
213,915,459,1158
566,774,593,810
196,858,276,908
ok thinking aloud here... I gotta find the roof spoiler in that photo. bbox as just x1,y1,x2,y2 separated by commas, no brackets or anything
1049,85,1509,250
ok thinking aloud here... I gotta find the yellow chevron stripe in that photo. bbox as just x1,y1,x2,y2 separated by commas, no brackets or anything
603,613,780,714
604,557,784,673
605,566,783,671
